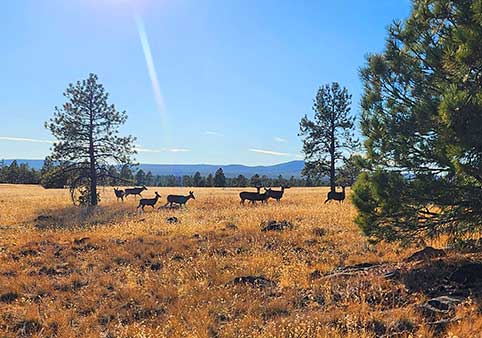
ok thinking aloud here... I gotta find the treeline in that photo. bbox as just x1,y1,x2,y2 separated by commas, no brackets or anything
0,161,324,187
90,166,322,187
0,160,41,184
129,168,322,187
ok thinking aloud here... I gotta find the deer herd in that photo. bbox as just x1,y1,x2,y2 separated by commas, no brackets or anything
114,184,346,212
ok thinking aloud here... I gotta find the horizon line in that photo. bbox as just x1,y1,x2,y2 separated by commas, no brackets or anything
2,158,305,168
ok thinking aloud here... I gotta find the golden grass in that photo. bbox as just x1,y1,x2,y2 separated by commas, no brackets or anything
0,184,480,337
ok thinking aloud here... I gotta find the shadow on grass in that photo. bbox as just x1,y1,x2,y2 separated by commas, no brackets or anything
398,257,482,300
32,203,140,230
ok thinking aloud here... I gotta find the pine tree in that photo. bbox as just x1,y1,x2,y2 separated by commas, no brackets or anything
145,171,154,186
193,171,202,187
214,168,226,187
353,0,482,244
120,165,134,183
45,73,136,206
236,174,248,187
135,169,146,186
336,154,363,186
299,82,358,193
206,173,213,187
250,174,261,187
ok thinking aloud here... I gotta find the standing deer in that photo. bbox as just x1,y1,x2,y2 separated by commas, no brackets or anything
164,191,195,208
324,186,346,203
124,186,147,198
240,188,270,205
265,186,289,202
113,188,125,202
137,192,161,211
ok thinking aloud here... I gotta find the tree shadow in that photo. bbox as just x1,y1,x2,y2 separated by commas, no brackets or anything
32,203,139,230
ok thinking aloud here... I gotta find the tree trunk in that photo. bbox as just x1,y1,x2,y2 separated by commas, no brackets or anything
89,156,97,206
330,113,336,193
330,141,335,192
88,93,98,206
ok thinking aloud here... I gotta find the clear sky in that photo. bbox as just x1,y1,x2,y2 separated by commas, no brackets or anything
0,0,410,165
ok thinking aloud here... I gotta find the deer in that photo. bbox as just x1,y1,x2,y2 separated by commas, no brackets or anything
113,188,125,202
164,191,195,208
324,186,346,204
265,185,290,202
240,188,270,205
124,186,147,198
137,192,161,211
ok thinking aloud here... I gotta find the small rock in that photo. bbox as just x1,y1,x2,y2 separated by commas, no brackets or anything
166,216,179,224
172,254,184,261
230,275,277,288
20,249,38,257
366,319,387,336
312,227,327,237
421,296,463,318
150,262,162,271
0,292,18,303
309,270,322,280
73,237,89,245
405,247,446,262
226,223,238,230
261,220,294,232
35,215,54,222
426,296,462,312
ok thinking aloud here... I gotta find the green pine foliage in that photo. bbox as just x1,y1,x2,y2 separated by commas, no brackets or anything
353,0,482,244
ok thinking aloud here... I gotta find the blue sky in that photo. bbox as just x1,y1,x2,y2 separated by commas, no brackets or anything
0,0,410,165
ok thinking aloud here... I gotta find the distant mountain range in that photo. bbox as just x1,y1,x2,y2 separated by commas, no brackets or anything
2,159,305,178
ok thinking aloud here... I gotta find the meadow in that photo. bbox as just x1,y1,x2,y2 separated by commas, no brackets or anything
0,184,481,337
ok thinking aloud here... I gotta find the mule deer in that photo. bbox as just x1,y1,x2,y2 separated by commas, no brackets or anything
124,186,147,198
324,186,346,203
114,188,125,202
240,188,270,205
164,191,195,208
137,192,161,211
265,186,289,202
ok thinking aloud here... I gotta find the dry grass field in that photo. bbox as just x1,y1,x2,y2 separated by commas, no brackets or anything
1,184,482,337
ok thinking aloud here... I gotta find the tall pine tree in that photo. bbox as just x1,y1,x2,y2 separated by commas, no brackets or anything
45,74,136,206
299,82,358,192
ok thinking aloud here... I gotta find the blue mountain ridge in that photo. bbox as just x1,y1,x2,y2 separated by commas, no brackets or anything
2,159,305,178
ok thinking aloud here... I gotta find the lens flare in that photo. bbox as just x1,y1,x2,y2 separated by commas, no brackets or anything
134,14,166,126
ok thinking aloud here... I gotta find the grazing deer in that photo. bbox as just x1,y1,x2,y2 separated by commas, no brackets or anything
240,188,270,205
164,191,195,208
124,186,147,198
265,186,289,202
324,186,346,203
113,188,125,202
137,192,161,211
